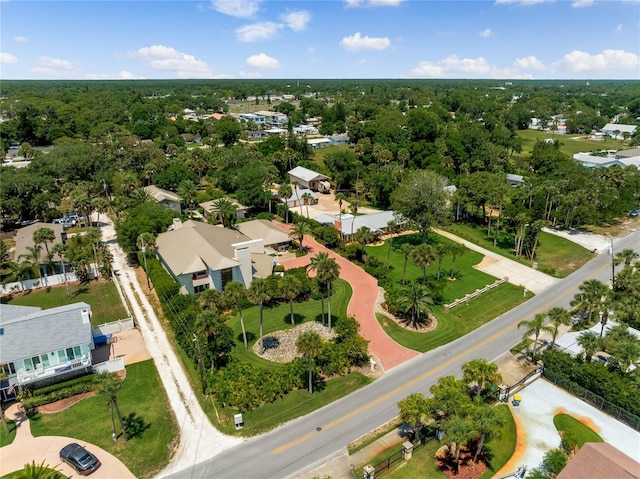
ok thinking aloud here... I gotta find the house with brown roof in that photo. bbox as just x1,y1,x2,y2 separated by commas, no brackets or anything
235,219,291,252
557,442,640,479
144,185,182,214
13,222,66,271
154,219,276,295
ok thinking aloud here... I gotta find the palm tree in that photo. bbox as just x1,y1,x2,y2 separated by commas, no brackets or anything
354,226,374,246
335,193,347,239
33,227,55,264
517,313,553,358
51,243,70,299
280,276,302,327
411,243,434,283
349,199,361,239
86,229,102,278
198,288,225,314
278,182,293,223
432,242,451,281
398,393,429,441
571,279,608,322
224,281,248,350
296,331,324,394
95,372,128,441
91,197,109,226
131,188,152,206
291,181,303,216
449,243,467,280
470,405,504,463
576,331,602,362
385,219,398,268
442,415,476,474
20,245,43,281
247,278,271,354
614,248,639,268
301,192,314,218
400,243,413,286
289,221,311,252
608,339,640,373
462,359,501,396
547,307,572,348
177,180,198,218
12,460,62,479
212,198,237,228
307,252,340,330
396,282,434,329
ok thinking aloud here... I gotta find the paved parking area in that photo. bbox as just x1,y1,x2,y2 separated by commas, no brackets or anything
496,379,640,474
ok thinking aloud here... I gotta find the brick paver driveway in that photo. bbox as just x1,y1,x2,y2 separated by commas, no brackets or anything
277,224,418,371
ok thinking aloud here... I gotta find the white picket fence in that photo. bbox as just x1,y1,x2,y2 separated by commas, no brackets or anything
444,277,509,311
0,268,100,295
92,318,134,337
92,357,125,374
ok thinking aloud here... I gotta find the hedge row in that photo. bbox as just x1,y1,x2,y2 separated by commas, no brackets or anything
31,373,95,396
22,380,96,410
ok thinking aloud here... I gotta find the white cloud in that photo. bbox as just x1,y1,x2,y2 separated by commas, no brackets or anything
31,57,76,77
494,0,554,5
514,55,546,69
340,32,390,51
409,54,530,79
85,71,146,80
246,53,281,69
571,0,594,6
280,10,310,32
0,52,18,64
345,0,405,6
128,45,212,77
236,22,282,42
238,70,263,78
552,49,640,73
479,29,492,38
13,36,28,42
212,0,260,18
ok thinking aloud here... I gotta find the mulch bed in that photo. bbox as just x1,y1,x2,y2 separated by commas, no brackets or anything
33,391,97,414
436,445,488,479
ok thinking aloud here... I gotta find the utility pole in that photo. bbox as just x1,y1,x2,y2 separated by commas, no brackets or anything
138,234,151,290
610,237,615,286
193,334,205,394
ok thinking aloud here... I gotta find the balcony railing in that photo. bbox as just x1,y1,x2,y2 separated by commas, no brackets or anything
16,357,91,385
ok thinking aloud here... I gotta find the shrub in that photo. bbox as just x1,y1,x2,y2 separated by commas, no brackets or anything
22,380,96,410
31,374,95,396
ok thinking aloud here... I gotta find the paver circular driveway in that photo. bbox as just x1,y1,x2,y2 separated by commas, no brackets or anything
0,403,135,478
276,224,419,371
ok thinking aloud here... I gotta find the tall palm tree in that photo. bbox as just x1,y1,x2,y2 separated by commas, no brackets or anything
291,181,303,216
301,192,314,218
95,372,128,441
131,188,153,206
247,278,271,354
198,288,225,314
52,243,70,299
278,182,293,223
398,392,429,441
471,404,504,463
517,313,553,358
396,282,434,329
614,248,639,268
385,219,398,269
335,193,347,239
33,227,55,261
354,226,374,246
442,415,477,473
349,199,361,239
307,252,340,330
462,359,501,396
212,198,237,228
280,276,302,327
20,245,42,281
432,242,451,281
608,338,640,372
577,331,602,362
410,243,434,283
224,281,248,350
571,279,608,322
91,197,109,226
449,243,467,280
177,180,198,218
547,307,572,348
289,221,311,252
296,331,324,394
86,229,102,278
400,243,413,286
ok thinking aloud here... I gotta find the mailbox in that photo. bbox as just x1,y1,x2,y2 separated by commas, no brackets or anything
234,413,244,430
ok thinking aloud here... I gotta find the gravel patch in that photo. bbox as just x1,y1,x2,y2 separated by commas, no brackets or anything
252,322,336,363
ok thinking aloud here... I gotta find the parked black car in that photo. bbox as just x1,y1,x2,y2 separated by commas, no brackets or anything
60,443,101,475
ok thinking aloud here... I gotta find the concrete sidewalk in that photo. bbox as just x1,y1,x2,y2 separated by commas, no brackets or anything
0,403,135,478
434,229,560,295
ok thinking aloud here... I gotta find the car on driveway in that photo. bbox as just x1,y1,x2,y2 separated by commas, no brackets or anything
630,209,639,218
60,443,101,475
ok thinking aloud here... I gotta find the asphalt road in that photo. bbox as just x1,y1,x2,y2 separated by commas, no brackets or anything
166,230,640,479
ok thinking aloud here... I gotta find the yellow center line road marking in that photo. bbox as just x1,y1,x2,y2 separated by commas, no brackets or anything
272,258,613,455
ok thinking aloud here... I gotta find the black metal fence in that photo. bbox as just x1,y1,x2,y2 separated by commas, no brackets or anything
543,369,640,432
372,434,435,476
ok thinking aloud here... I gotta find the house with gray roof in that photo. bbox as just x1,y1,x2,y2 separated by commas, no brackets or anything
155,219,277,295
13,222,66,269
315,210,404,240
288,166,331,191
601,123,637,140
144,185,182,214
235,219,291,252
0,302,94,400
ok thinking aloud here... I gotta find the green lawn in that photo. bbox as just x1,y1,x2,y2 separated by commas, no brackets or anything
443,223,593,278
4,280,129,326
515,129,627,157
356,405,515,479
313,144,352,167
27,361,178,479
0,419,16,447
229,279,351,369
553,414,603,447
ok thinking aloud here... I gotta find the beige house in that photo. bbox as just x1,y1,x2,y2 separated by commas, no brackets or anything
155,220,276,295
557,442,640,479
14,222,66,269
144,185,182,214
200,198,250,222
235,219,291,252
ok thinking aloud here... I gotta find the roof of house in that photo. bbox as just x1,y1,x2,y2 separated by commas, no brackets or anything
0,302,93,363
235,219,291,246
615,148,640,159
557,442,640,479
329,134,349,142
251,253,276,279
316,210,401,236
144,185,181,203
506,173,524,183
200,198,249,214
602,123,637,134
254,110,286,117
288,166,330,182
156,220,249,276
13,222,65,263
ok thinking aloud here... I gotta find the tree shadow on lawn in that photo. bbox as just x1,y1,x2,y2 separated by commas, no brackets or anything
70,285,90,299
280,312,306,327
238,331,257,345
124,412,151,439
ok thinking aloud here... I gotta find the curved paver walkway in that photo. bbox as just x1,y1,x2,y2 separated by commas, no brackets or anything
276,223,418,371
0,403,135,478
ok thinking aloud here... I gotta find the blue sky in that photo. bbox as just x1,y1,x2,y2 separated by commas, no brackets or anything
1,0,639,80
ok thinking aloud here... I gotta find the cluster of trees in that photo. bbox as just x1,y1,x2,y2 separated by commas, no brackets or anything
397,359,503,473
